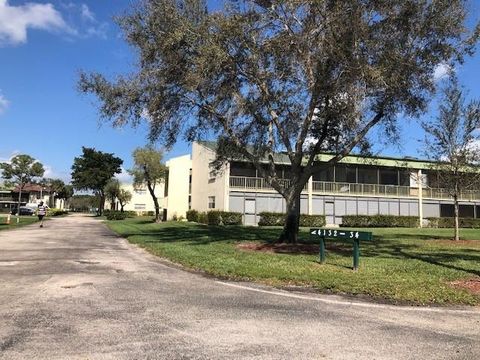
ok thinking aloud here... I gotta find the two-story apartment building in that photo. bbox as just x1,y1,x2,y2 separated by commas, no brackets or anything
165,141,480,226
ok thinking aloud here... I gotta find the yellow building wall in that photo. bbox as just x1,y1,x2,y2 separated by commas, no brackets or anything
165,155,192,220
191,142,229,212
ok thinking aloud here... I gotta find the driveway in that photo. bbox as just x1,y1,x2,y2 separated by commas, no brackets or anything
0,214,479,359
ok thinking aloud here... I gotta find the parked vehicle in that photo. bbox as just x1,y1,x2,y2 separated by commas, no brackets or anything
11,207,35,216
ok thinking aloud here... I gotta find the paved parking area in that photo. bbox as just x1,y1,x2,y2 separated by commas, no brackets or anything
0,214,479,359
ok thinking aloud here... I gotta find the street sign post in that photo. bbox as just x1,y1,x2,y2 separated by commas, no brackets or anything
310,228,372,271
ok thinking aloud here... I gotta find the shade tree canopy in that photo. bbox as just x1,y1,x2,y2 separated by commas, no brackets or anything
117,188,133,212
79,0,479,242
422,77,480,240
129,146,167,222
104,178,121,210
71,147,123,215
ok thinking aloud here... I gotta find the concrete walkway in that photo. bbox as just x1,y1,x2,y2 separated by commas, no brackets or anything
0,215,479,359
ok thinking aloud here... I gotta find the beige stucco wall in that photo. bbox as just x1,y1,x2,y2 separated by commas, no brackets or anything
191,142,229,212
165,154,192,220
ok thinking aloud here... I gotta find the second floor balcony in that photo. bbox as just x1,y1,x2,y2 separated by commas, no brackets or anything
229,176,480,201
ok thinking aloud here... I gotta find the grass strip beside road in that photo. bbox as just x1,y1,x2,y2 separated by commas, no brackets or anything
106,218,480,306
0,216,39,231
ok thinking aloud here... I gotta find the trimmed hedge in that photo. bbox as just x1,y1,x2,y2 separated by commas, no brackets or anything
186,209,199,222
48,208,68,217
258,212,326,227
341,215,419,228
187,210,242,225
125,211,137,218
299,214,327,227
106,211,128,220
207,210,242,225
104,209,136,217
198,211,208,224
426,217,480,228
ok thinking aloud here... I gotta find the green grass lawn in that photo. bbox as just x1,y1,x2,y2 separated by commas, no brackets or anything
0,215,39,230
106,217,480,306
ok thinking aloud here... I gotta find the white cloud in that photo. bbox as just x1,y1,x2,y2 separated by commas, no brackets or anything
0,0,73,46
80,3,95,22
0,150,20,163
61,2,108,40
115,167,133,184
0,91,9,114
41,164,72,183
433,63,452,82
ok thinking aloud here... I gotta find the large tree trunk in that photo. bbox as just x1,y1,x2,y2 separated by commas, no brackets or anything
278,192,301,244
453,195,459,241
17,187,22,223
98,192,105,216
146,181,161,222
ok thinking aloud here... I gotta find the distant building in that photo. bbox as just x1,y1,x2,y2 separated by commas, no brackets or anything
112,183,165,215
0,184,57,213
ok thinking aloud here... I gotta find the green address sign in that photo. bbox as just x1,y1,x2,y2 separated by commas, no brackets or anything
310,228,372,271
310,229,372,241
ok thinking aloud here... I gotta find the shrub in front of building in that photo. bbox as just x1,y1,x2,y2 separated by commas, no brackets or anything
186,209,199,222
125,211,137,218
299,214,326,227
106,211,128,220
426,217,480,228
207,210,242,225
186,210,242,225
46,208,69,216
198,211,208,224
258,212,326,227
341,215,419,228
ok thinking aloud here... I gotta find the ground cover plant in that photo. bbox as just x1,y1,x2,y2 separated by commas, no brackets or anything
106,218,480,305
0,216,39,230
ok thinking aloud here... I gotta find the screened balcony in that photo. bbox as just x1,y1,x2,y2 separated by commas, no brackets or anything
229,176,480,201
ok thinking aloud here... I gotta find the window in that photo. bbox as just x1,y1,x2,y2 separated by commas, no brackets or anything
335,166,357,183
189,169,192,194
379,169,398,185
134,189,147,195
208,162,217,180
208,171,216,183
134,204,146,210
440,204,474,218
313,166,334,182
208,196,216,209
230,162,256,177
357,167,377,184
399,171,410,186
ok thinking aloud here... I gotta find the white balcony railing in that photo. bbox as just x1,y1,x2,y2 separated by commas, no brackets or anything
229,176,480,201
229,177,307,192
311,181,413,198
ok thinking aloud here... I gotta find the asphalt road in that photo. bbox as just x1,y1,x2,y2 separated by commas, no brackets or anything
0,215,479,360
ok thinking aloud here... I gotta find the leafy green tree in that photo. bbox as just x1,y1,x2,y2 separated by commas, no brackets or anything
104,178,121,210
128,146,166,222
422,78,480,241
69,195,97,212
71,147,123,215
40,178,68,207
117,188,132,212
79,0,479,242
0,154,44,219
57,184,74,209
